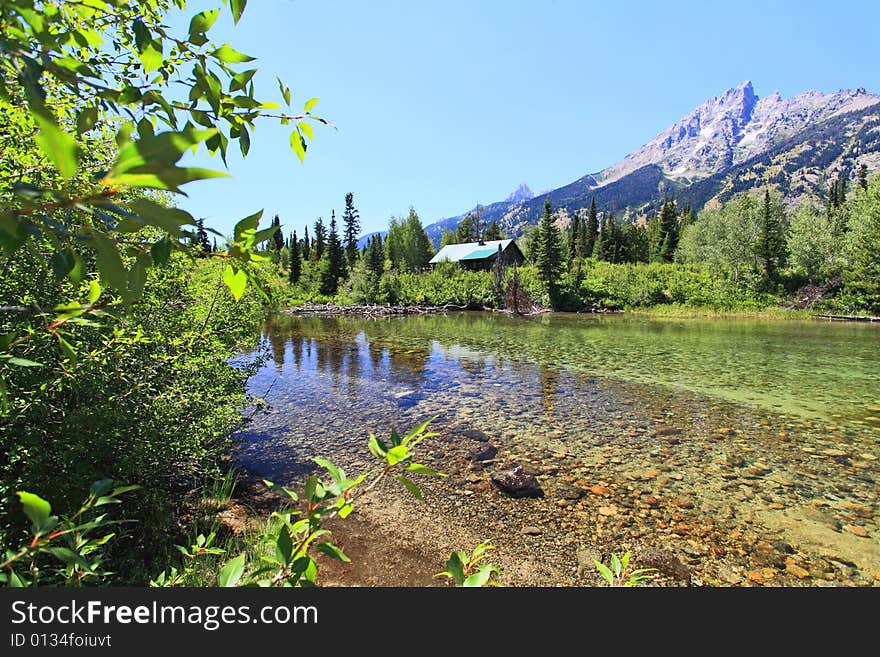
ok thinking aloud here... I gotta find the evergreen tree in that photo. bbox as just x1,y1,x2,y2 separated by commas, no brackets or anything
534,198,564,303
657,198,679,262
289,229,302,285
483,220,503,241
271,213,284,252
585,198,599,257
755,189,786,286
321,212,346,295
575,210,589,260
680,205,695,229
302,226,311,261
312,216,326,261
568,210,581,265
342,192,361,269
194,218,211,256
211,237,218,254
858,164,869,191
455,213,477,243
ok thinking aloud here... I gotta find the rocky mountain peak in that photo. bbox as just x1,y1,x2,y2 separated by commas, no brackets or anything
593,82,880,188
505,183,534,203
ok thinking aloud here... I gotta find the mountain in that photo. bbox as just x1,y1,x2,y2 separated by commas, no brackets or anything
423,82,880,240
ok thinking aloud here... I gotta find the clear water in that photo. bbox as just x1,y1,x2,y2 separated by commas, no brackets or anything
236,312,880,581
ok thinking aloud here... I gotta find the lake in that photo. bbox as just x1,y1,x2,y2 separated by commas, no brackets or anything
235,312,880,586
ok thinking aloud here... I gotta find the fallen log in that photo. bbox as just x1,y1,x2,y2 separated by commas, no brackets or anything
816,313,880,322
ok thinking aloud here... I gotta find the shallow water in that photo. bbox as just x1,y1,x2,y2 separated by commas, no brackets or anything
236,312,880,583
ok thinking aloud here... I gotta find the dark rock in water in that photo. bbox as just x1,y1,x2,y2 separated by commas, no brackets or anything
458,428,490,442
640,550,691,581
468,443,498,463
491,465,544,498
395,393,423,409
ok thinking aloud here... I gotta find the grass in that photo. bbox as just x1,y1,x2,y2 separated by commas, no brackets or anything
628,304,818,320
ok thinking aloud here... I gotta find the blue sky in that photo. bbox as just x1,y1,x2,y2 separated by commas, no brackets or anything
176,0,880,238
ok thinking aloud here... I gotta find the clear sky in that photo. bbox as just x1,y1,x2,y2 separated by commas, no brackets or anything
175,0,880,239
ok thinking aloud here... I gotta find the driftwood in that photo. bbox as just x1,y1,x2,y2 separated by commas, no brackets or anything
816,313,880,323
279,302,483,317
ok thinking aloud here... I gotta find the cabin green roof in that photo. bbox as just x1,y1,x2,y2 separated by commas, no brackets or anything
429,239,514,264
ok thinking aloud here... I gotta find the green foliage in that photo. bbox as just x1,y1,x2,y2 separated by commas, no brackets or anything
841,178,880,312
374,263,498,307
342,192,361,269
533,198,564,305
1,480,138,587
594,551,657,587
436,540,501,587
385,208,433,272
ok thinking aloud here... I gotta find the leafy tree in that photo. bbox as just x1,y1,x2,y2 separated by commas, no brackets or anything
533,198,564,303
271,214,285,252
342,192,361,269
289,229,302,285
787,204,839,282
843,178,880,312
312,216,327,262
0,0,325,310
386,208,433,272
439,228,458,248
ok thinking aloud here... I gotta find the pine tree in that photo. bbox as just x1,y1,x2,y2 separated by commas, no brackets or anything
312,216,326,261
576,210,589,260
194,218,211,256
534,198,564,304
271,214,284,252
455,213,476,243
483,220,503,241
302,226,311,261
584,198,599,258
657,198,679,262
342,192,361,269
858,164,869,191
568,210,580,265
211,237,218,254
289,229,302,285
756,189,786,286
321,212,346,295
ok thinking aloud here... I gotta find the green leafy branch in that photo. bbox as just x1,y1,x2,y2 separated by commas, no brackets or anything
594,551,657,587
1,479,140,587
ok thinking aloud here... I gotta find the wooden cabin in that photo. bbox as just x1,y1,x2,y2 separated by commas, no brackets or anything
429,239,525,271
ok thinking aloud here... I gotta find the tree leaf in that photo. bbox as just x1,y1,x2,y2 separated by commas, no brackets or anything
290,130,306,163
91,233,127,292
404,463,444,477
212,44,254,64
386,445,409,466
189,9,220,35
304,97,319,113
317,542,350,563
275,524,293,564
230,0,247,24
276,76,291,106
313,457,343,483
222,265,247,301
298,121,313,141
33,112,78,179
17,491,51,529
7,357,42,367
139,39,163,73
462,564,499,587
128,198,194,235
395,475,421,500
88,280,102,304
218,553,246,587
